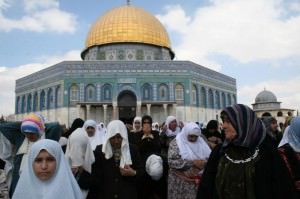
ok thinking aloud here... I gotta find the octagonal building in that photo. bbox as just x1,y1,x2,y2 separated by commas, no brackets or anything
15,3,237,126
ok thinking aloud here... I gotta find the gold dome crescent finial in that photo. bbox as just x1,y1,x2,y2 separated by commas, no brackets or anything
82,5,173,56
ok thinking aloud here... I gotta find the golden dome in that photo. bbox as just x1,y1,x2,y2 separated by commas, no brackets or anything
84,5,172,50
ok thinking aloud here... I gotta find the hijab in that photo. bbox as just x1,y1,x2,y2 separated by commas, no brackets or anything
13,139,82,199
66,118,84,138
165,116,181,137
132,117,142,132
221,104,266,151
176,122,211,161
102,120,132,168
83,120,104,150
65,128,95,173
287,116,300,152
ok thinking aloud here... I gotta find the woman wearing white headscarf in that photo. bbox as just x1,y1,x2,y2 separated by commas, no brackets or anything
87,120,143,199
160,116,182,165
83,120,104,150
278,116,300,197
131,116,142,133
65,128,95,199
12,139,82,199
168,122,211,199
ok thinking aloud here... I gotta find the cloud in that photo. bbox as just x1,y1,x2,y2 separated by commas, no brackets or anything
24,0,59,12
157,0,300,70
238,76,300,113
0,0,77,33
0,50,81,116
0,0,10,11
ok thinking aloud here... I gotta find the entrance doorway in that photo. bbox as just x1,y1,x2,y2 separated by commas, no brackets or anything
117,90,137,124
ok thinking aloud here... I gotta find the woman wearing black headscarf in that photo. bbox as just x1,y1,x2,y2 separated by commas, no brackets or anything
197,104,297,199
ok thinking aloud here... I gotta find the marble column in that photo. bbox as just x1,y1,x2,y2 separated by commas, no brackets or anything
136,101,142,116
103,104,107,124
86,104,91,120
146,104,151,115
112,102,118,120
163,104,168,118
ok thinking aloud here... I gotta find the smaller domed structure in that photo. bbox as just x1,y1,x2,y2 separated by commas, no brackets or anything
255,90,277,103
252,89,294,120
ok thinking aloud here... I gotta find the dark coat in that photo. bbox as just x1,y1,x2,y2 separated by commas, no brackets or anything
130,130,167,199
197,138,298,199
87,144,144,199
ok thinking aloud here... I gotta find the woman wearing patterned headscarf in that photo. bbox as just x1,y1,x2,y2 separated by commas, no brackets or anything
0,113,62,197
197,104,297,199
278,116,300,197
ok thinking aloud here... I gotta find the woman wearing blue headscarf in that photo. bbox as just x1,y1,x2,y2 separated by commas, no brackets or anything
278,116,300,197
197,104,297,199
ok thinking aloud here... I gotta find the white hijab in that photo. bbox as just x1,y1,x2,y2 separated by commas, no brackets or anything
65,128,95,173
102,120,132,168
132,116,142,132
165,116,181,137
176,122,211,161
84,120,104,150
13,139,82,199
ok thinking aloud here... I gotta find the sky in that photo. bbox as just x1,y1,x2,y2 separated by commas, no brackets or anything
0,0,299,117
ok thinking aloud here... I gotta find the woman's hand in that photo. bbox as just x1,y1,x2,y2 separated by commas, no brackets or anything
192,160,207,170
119,165,136,176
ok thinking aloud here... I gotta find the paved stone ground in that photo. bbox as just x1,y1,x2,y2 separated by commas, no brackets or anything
0,170,9,199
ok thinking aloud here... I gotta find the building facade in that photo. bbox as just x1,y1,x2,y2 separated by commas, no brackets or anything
15,4,236,126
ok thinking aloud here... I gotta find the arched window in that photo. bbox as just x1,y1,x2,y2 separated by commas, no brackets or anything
40,90,46,110
191,85,197,105
262,112,271,117
222,92,226,108
208,89,214,108
85,84,96,102
27,94,32,112
227,93,232,106
102,84,112,100
47,88,54,109
200,87,207,107
158,84,169,101
33,92,38,111
142,83,152,100
55,86,62,108
70,84,79,102
277,111,283,117
175,84,184,101
215,91,220,109
21,96,26,113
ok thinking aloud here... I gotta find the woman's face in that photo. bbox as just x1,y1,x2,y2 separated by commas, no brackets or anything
222,118,237,141
187,134,198,143
33,149,56,181
134,120,141,130
86,126,96,137
109,133,123,149
25,133,39,142
169,120,177,131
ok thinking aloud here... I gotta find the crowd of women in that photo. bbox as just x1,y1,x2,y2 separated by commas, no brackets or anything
0,104,299,199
